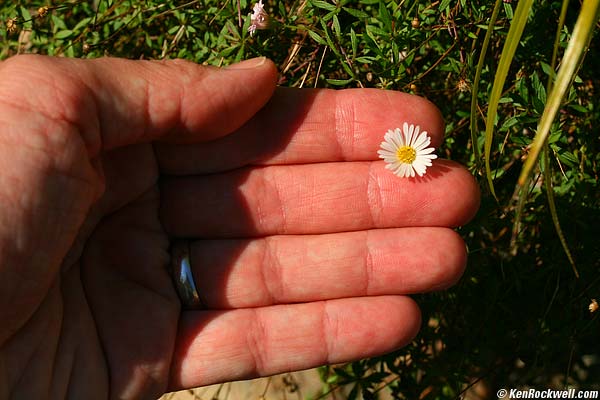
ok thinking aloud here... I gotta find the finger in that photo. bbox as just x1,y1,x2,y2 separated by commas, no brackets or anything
160,160,480,237
156,88,445,174
169,296,420,389
189,227,466,308
1,55,278,154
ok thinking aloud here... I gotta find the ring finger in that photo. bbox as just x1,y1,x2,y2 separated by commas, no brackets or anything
187,227,466,309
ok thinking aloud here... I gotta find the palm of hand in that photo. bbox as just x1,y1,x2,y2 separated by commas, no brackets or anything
0,56,479,400
2,128,175,398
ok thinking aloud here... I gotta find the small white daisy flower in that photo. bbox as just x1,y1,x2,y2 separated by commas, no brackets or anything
248,0,269,36
377,123,438,178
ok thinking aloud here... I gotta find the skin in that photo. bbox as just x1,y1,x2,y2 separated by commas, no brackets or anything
0,55,479,400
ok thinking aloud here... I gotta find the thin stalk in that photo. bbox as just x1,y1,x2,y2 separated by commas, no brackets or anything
470,0,503,163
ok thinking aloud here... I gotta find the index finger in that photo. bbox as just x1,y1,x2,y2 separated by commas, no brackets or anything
155,88,445,174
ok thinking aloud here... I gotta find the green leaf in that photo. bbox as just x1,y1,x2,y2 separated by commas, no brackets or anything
332,14,341,41
378,1,392,32
503,2,514,19
319,19,340,56
55,30,74,39
307,29,327,46
531,72,547,105
73,17,92,31
350,27,357,58
363,31,384,58
343,7,369,18
439,0,452,11
219,44,239,57
355,56,376,63
568,104,588,113
516,77,529,103
51,14,68,31
19,6,31,22
540,61,555,79
326,77,355,85
556,150,578,167
234,43,245,62
310,0,337,12
322,10,337,22
365,24,387,36
501,116,521,131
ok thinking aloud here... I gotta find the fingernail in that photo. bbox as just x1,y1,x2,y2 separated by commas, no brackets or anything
226,57,268,70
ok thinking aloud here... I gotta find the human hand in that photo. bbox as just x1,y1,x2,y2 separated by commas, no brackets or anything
0,55,479,399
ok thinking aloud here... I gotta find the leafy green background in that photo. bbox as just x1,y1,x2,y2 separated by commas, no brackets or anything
2,0,599,397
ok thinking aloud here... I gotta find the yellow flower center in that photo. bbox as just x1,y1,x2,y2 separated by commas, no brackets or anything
396,146,416,164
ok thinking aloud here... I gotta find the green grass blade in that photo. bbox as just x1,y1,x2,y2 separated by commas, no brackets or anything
470,0,503,163
518,0,600,186
510,172,531,257
512,138,578,279
512,0,571,268
542,146,579,277
541,0,577,277
483,0,534,199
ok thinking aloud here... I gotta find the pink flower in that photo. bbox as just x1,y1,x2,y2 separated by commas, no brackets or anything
248,0,269,36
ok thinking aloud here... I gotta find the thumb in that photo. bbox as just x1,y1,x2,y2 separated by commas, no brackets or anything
0,55,278,154
0,55,277,344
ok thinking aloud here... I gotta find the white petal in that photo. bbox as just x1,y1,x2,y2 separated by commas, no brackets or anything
393,128,404,147
378,151,394,160
404,124,415,146
412,162,423,175
412,131,429,150
417,147,436,155
399,164,408,177
378,149,396,156
402,165,412,178
384,130,399,148
378,153,396,161
383,133,397,148
394,163,407,177
413,158,426,168
380,141,397,152
411,125,421,145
